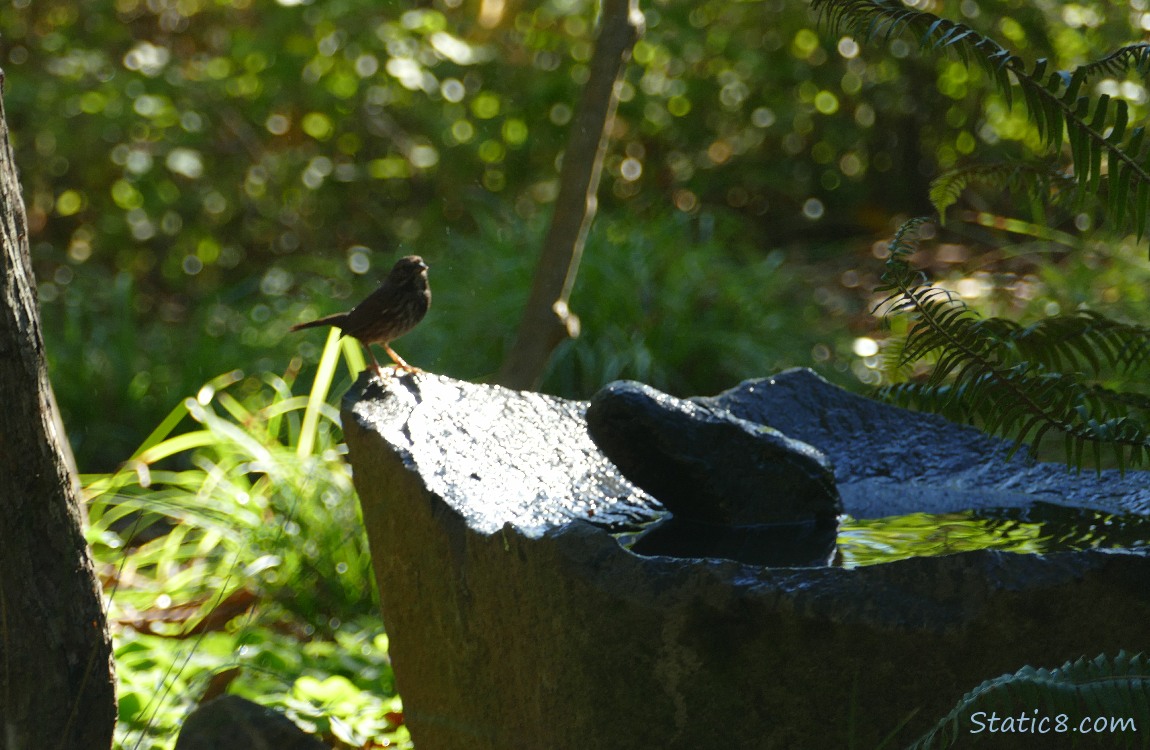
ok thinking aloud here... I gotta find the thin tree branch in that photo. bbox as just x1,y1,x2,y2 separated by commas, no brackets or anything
496,0,644,390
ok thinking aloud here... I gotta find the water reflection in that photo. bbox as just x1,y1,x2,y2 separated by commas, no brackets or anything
619,501,1150,568
627,516,838,567
837,501,1150,569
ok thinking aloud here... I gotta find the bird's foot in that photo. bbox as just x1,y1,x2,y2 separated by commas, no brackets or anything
371,363,422,381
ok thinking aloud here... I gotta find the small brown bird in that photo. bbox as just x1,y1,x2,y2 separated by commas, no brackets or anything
290,255,430,376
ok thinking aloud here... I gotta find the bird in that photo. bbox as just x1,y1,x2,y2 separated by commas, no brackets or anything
290,255,430,377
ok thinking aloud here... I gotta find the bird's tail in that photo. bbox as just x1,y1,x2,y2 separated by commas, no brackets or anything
289,313,347,332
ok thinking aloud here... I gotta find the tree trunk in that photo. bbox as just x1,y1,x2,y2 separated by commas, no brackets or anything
0,71,117,749
495,0,643,390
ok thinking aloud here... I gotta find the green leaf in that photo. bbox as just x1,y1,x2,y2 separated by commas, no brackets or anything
1108,98,1129,143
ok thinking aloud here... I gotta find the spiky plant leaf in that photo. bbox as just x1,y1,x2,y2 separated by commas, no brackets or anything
813,0,1150,245
929,163,1077,223
1076,42,1150,78
874,220,1150,472
908,651,1150,750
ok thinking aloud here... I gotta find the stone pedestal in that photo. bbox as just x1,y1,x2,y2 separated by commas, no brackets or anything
342,369,1150,749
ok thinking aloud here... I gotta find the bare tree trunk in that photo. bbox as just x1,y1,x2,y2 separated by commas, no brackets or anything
496,0,643,390
0,71,116,749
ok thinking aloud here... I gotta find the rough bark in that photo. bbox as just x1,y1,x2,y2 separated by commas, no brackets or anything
496,0,643,390
0,70,117,749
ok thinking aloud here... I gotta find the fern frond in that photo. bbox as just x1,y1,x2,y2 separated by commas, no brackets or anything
812,0,1018,102
1077,42,1150,78
929,163,1076,223
874,220,1150,471
888,215,932,258
908,651,1150,750
998,311,1150,375
813,0,1150,244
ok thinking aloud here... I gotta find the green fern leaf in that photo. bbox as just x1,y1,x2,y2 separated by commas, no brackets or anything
908,652,1150,750
875,220,1150,471
1128,126,1146,157
1114,163,1130,228
929,172,966,220
1062,68,1085,103
1110,98,1130,144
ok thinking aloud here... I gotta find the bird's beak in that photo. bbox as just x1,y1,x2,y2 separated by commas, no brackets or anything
419,260,429,270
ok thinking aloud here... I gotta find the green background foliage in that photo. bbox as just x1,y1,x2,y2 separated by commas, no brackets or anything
7,0,1147,468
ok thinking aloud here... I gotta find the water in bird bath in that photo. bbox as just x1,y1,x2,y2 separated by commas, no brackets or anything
836,501,1150,568
620,501,1150,568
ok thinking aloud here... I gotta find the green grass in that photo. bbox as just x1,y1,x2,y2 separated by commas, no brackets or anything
84,333,409,749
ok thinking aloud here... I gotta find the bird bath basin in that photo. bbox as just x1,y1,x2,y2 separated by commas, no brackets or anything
342,369,1150,749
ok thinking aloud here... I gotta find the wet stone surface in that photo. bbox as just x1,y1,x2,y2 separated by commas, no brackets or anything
343,368,1150,750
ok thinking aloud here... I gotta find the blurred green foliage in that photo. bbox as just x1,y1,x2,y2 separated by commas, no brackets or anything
114,623,408,749
3,0,1149,471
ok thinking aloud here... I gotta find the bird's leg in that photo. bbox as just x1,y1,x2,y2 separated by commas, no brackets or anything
384,343,421,372
363,343,388,379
